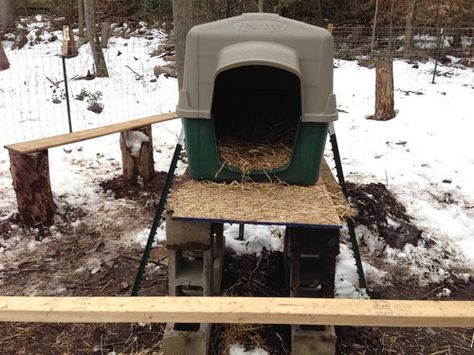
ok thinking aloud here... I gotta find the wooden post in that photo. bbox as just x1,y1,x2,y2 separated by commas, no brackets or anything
371,51,396,121
119,126,155,182
8,150,55,226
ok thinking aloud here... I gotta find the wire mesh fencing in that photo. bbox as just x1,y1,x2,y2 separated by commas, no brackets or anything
0,21,178,146
333,25,474,61
1,22,473,146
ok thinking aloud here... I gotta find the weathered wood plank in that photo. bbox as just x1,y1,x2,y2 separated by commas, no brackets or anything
0,297,472,327
4,112,179,154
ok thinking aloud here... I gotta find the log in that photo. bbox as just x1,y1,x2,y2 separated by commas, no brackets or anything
120,125,154,182
8,150,55,226
372,51,396,121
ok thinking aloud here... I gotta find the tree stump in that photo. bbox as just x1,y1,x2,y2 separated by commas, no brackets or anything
120,126,155,183
372,51,396,121
9,150,56,226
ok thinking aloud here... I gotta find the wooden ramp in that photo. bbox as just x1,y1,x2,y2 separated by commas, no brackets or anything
0,296,473,327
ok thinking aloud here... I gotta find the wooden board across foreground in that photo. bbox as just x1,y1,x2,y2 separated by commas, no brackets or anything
168,177,342,228
4,112,179,154
0,296,473,327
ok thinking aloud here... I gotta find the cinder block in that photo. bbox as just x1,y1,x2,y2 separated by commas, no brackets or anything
168,249,213,296
162,322,211,355
166,213,212,250
291,325,336,355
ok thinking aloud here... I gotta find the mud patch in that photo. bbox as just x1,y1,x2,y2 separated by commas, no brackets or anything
347,182,422,249
99,171,167,209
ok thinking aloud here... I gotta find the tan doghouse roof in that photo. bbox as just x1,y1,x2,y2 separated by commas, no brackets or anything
176,13,338,123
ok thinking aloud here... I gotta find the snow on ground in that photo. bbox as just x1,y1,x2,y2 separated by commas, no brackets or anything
1,16,474,306
332,59,474,286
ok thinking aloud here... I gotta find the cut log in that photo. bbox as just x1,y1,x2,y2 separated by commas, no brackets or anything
120,125,154,182
8,150,55,226
372,51,396,121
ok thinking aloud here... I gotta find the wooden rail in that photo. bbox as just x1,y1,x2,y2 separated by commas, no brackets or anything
4,112,179,154
0,297,473,327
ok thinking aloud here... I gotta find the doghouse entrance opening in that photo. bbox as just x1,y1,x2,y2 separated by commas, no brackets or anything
212,65,301,173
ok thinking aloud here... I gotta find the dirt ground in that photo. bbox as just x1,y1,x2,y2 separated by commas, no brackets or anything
0,176,473,354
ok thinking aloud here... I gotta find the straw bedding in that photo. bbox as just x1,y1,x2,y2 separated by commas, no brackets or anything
217,122,296,173
167,178,347,226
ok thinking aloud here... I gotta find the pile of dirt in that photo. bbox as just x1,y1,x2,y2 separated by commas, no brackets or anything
346,182,422,249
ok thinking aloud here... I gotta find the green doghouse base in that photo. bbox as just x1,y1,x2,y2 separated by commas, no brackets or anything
183,118,329,186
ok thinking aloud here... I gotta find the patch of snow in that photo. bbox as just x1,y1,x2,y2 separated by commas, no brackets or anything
229,344,269,355
224,224,284,255
124,130,150,158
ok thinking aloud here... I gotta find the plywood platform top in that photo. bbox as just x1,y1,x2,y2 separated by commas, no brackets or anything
167,166,349,228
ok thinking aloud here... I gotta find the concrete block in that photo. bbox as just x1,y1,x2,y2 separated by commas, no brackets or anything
166,213,212,250
291,325,336,355
168,249,213,296
162,322,211,355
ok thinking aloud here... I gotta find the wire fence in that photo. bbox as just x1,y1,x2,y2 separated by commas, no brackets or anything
333,26,474,60
0,19,178,146
1,22,473,146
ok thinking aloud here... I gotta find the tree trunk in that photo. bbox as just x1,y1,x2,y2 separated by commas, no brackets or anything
403,0,418,59
372,51,396,121
120,126,155,182
0,40,9,70
9,150,56,226
258,0,264,12
84,0,108,77
78,0,85,38
370,0,379,56
388,0,395,51
100,21,111,48
172,0,194,89
66,25,78,57
0,0,13,31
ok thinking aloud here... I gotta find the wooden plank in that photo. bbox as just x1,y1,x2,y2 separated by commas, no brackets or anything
168,179,342,227
4,112,179,154
0,297,472,327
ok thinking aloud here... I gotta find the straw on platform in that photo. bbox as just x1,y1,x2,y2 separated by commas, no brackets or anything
168,178,344,226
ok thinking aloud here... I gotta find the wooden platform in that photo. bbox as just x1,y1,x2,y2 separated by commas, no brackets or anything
167,165,347,228
0,296,473,327
4,112,179,154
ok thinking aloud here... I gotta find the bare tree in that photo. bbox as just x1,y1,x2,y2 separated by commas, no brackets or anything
100,21,111,48
78,0,85,38
370,0,379,56
0,40,9,70
0,0,14,30
84,0,108,77
403,0,418,58
172,0,194,89
388,0,395,51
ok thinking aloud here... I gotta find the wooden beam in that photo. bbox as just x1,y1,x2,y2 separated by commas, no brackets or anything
0,297,472,327
4,112,179,154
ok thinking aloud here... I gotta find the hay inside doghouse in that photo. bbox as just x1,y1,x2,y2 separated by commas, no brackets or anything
212,65,301,174
217,121,296,173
